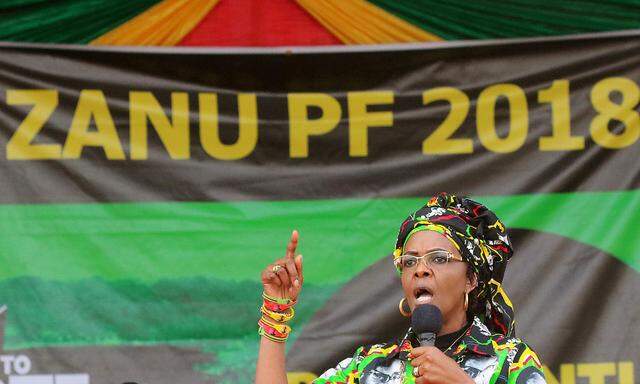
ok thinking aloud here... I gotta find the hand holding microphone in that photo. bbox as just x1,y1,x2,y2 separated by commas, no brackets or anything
409,304,474,384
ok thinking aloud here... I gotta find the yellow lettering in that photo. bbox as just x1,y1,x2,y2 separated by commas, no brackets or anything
544,364,576,384
6,89,61,160
347,91,393,157
477,83,528,153
62,90,124,159
577,362,616,384
288,93,341,158
538,80,584,151
199,93,258,160
590,77,639,149
130,91,189,160
618,362,634,384
422,87,472,154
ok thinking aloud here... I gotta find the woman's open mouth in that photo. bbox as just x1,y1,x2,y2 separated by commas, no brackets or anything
413,287,433,305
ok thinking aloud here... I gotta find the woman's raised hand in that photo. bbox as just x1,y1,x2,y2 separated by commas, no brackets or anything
256,231,303,383
261,230,304,302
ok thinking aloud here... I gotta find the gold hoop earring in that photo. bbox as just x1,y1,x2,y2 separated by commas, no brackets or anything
398,298,411,317
464,291,469,311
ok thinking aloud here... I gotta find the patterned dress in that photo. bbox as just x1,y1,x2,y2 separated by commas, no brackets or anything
313,317,546,384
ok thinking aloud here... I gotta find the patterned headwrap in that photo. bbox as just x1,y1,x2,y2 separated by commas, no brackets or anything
393,192,516,337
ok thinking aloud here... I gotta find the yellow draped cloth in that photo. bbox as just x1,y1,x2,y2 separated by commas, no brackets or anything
296,0,441,44
91,0,220,46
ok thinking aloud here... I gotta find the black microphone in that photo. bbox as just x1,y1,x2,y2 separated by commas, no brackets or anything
411,304,443,346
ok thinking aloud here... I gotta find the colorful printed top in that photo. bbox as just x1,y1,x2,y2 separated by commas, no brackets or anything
313,317,546,384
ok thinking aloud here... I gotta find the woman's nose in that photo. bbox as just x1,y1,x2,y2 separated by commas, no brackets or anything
413,259,432,277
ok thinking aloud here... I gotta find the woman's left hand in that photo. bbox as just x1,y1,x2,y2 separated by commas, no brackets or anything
409,346,474,384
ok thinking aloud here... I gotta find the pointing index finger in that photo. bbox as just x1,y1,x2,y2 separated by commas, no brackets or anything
286,230,299,259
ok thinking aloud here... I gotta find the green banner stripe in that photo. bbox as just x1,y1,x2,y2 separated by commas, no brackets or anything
0,190,638,285
481,190,640,272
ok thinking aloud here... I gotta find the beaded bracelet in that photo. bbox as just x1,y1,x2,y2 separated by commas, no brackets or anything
258,318,290,343
262,292,294,305
259,292,296,343
261,305,295,323
258,326,288,343
262,292,297,313
259,316,291,335
263,299,295,313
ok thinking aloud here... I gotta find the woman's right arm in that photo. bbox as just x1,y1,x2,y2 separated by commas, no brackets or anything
255,230,303,384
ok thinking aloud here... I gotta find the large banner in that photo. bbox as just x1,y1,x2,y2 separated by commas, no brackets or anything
0,31,638,383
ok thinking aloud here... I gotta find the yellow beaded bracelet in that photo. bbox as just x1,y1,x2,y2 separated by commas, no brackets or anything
261,305,295,322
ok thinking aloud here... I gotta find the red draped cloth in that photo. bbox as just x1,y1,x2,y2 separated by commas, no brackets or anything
179,0,341,46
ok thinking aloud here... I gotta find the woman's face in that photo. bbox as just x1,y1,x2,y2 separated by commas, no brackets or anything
400,230,476,333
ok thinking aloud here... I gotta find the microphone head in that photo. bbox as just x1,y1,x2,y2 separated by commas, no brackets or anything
411,304,443,334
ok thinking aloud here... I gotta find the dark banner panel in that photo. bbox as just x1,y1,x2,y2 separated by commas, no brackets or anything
0,32,638,384
0,33,639,204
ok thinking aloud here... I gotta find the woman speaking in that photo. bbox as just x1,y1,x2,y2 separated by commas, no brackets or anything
255,192,546,384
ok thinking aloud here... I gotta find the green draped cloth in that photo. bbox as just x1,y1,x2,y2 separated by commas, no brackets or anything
0,0,159,44
369,0,640,40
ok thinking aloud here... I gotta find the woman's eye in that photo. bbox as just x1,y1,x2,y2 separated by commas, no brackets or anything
403,257,416,267
431,255,447,264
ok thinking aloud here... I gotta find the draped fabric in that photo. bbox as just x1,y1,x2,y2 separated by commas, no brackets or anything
295,0,441,44
0,0,160,44
91,0,220,46
1,0,640,46
368,0,640,40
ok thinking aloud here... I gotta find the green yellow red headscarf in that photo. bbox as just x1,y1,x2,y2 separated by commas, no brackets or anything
394,192,516,337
